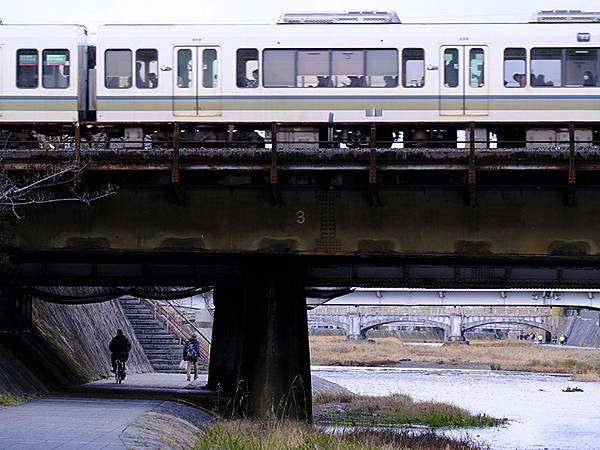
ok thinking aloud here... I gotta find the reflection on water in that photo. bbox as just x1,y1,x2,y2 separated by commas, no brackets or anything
313,366,600,450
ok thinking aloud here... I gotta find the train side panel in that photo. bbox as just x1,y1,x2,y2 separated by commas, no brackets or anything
0,25,87,123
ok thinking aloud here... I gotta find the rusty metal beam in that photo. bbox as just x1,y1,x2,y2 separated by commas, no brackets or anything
74,122,82,183
567,122,577,206
172,123,181,184
468,122,477,206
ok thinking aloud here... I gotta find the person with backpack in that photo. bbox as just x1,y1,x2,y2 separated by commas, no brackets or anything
109,329,131,375
183,334,201,381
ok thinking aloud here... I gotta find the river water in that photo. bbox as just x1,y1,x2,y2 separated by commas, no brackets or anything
313,366,600,450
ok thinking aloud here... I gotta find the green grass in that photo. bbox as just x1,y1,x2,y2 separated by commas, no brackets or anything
0,394,32,407
314,392,506,429
195,420,486,450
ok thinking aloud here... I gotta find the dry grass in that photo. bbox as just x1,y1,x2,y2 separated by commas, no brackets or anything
195,419,486,450
310,336,600,379
313,392,504,428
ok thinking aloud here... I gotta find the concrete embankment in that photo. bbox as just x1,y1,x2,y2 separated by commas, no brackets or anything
0,298,151,396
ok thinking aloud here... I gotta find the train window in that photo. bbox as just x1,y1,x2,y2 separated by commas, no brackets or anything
177,49,193,88
237,49,259,88
202,49,218,88
469,48,485,87
402,49,424,88
332,50,365,87
444,49,459,88
297,51,330,87
42,50,69,89
366,49,398,87
263,50,295,87
16,49,39,89
136,49,158,89
504,48,526,88
105,49,132,89
566,49,598,87
531,49,562,87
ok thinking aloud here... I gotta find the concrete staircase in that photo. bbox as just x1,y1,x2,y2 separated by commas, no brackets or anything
119,297,188,373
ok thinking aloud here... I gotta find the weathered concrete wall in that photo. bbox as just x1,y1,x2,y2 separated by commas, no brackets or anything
565,311,600,347
0,299,152,395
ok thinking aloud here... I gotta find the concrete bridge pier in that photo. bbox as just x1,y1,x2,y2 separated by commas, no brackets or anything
0,287,32,333
347,313,366,340
207,264,312,421
446,314,467,343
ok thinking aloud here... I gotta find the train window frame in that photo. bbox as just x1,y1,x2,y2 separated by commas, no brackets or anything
504,48,527,88
530,48,563,87
565,48,598,87
177,48,193,89
366,49,398,87
262,48,399,88
443,48,459,88
331,49,365,88
237,49,259,88
202,48,218,88
105,49,133,89
135,49,158,89
42,49,70,89
297,50,330,87
469,48,485,88
402,48,424,88
263,49,296,88
16,49,39,89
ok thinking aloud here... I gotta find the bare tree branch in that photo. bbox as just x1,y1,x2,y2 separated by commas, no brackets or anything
0,159,117,218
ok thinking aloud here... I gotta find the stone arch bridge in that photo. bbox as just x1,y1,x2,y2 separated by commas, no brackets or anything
308,312,556,342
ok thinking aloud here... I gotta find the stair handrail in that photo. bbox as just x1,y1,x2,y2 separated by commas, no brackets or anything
163,298,212,347
141,298,210,359
146,298,188,343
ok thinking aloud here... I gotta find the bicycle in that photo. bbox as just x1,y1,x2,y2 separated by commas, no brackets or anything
115,359,126,384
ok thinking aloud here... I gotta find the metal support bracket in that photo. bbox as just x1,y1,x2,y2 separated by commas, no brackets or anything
468,122,477,207
369,123,381,206
567,122,576,206
270,123,281,205
74,122,82,184
171,123,185,204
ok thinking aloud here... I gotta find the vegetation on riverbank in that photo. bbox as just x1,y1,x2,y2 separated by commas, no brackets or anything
0,393,33,407
313,392,505,428
195,420,486,450
310,336,600,380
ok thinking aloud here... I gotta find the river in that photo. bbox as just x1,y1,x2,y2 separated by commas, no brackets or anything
313,366,600,450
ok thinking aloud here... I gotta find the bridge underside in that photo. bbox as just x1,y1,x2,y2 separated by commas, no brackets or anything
4,186,600,288
4,161,600,420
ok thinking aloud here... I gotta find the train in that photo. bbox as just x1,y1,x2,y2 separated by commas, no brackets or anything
1,10,600,148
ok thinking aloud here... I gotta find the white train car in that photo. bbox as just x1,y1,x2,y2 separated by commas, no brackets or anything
94,11,600,130
0,25,89,123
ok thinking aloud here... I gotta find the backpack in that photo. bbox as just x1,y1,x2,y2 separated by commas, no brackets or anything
185,343,198,360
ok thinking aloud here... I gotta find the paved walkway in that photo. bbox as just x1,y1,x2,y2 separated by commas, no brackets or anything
0,397,160,449
83,372,209,392
0,373,216,449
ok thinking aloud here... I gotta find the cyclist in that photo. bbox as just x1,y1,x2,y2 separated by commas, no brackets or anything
183,334,201,381
109,329,131,375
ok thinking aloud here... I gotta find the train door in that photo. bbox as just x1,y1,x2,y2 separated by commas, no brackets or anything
439,46,489,116
173,46,222,117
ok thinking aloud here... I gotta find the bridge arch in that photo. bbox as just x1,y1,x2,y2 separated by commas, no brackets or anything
463,319,553,336
361,317,451,337
307,316,350,334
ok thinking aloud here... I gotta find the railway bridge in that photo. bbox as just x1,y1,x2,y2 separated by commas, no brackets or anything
3,122,600,420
